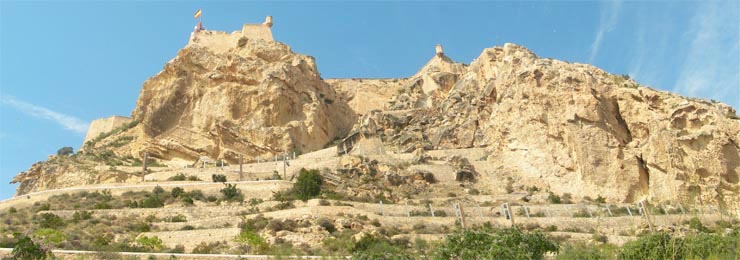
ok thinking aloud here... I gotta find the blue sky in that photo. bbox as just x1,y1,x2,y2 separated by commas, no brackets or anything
1,1,738,199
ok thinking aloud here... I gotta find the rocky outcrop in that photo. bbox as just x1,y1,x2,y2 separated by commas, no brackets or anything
360,43,740,204
131,37,356,163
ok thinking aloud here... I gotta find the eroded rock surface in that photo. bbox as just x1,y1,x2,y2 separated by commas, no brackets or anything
132,38,356,163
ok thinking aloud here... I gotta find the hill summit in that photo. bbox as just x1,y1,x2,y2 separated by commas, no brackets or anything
11,19,740,207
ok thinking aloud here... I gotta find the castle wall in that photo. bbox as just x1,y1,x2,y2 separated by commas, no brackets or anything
187,24,273,54
241,24,273,42
82,116,132,145
187,30,244,54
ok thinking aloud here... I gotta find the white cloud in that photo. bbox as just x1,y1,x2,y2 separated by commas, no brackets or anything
0,95,89,135
675,1,740,109
589,1,622,63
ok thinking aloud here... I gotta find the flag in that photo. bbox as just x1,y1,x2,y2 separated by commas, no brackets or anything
194,9,202,19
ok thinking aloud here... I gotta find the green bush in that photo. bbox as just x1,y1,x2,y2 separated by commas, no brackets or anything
234,229,268,254
617,231,740,259
57,146,74,156
136,235,164,251
433,227,558,260
152,186,165,195
168,173,187,181
171,187,185,198
165,214,187,222
32,228,66,245
323,230,357,255
248,198,264,206
11,234,51,260
37,213,65,229
294,168,322,201
139,195,164,208
318,218,336,233
689,217,709,232
212,174,227,183
239,214,270,232
71,211,93,223
220,183,243,202
547,192,562,204
619,233,683,260
557,242,616,260
351,234,413,260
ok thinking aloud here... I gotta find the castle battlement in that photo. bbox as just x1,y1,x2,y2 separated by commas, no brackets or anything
188,16,274,54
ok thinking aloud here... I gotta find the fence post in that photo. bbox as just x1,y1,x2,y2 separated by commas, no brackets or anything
586,206,593,218
606,205,613,217
405,202,410,218
429,203,435,217
476,203,483,218
524,206,531,218
239,155,243,181
459,203,467,229
380,200,385,217
638,201,655,233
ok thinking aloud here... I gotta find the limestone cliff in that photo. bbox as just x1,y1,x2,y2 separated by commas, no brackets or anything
361,43,740,205
131,35,356,163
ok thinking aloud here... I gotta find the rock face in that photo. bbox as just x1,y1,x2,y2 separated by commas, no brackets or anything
361,43,740,204
131,35,356,163
10,27,740,206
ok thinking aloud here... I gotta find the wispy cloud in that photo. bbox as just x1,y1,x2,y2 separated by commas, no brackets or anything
0,95,89,135
675,1,740,109
589,1,622,63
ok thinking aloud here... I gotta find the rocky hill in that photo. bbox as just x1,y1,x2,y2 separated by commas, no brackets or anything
353,43,740,205
10,26,740,208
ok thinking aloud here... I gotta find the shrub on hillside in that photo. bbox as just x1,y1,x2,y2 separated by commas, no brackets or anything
11,234,51,260
351,234,413,260
136,236,164,251
212,174,227,183
619,231,740,259
220,183,243,202
547,192,562,204
37,213,65,229
56,147,74,156
234,229,269,254
171,187,185,198
294,168,322,201
433,227,558,260
168,173,187,181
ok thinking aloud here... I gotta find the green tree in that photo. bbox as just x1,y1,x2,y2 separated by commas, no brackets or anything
11,234,51,260
294,168,322,201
